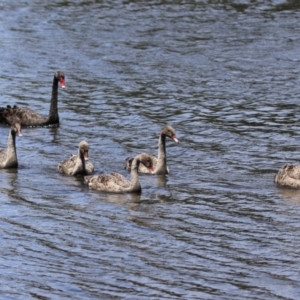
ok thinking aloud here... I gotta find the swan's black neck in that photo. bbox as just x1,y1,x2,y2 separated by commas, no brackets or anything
157,133,167,160
79,150,88,176
6,130,18,168
48,75,59,124
12,131,17,167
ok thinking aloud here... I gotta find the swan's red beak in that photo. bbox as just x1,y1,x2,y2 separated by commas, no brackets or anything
172,135,179,143
84,151,89,161
59,78,66,89
148,166,155,174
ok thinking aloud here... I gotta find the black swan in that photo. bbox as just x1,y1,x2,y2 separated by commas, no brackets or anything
57,141,94,176
125,125,179,175
85,153,154,193
0,123,22,168
0,71,65,127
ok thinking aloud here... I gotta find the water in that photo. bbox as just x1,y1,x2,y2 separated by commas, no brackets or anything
1,0,300,299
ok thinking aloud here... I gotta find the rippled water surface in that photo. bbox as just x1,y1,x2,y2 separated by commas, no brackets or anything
1,0,300,299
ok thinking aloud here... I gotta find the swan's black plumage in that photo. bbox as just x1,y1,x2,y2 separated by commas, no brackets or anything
0,71,65,127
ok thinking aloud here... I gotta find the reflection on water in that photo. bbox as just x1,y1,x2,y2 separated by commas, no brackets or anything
277,188,300,205
0,168,18,197
1,0,300,299
156,174,168,187
91,190,142,205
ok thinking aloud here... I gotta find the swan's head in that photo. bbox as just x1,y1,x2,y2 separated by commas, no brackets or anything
125,157,133,171
12,123,22,137
139,153,155,174
79,140,89,161
55,71,66,89
161,125,179,143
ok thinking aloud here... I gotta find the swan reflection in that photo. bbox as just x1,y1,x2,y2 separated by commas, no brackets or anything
156,174,168,187
277,187,300,204
92,192,142,209
0,168,18,197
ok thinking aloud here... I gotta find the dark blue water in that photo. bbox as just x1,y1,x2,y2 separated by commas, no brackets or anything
1,1,300,299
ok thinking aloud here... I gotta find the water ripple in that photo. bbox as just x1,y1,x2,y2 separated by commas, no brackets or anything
1,0,300,299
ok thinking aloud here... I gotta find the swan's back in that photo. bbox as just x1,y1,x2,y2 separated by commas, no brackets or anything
85,161,95,175
86,153,154,193
85,173,130,192
0,106,48,127
58,154,94,176
58,154,78,175
275,163,300,188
